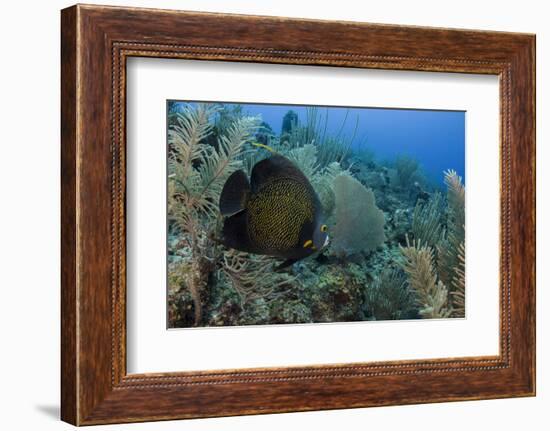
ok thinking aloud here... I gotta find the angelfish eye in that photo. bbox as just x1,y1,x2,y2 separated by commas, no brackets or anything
320,224,328,232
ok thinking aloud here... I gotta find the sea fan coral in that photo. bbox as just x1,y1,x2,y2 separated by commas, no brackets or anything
332,174,386,255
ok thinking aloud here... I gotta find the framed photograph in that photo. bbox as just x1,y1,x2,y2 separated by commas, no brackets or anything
61,4,536,425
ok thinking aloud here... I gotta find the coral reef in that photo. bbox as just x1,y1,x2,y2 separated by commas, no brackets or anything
167,102,466,328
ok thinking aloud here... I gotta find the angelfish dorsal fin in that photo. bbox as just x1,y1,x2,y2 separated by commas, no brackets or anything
250,154,305,193
219,170,250,217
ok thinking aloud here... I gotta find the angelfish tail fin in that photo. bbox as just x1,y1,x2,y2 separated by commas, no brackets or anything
222,211,254,253
219,170,250,217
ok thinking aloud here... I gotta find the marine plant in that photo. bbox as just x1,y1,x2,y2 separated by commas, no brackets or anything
316,162,347,216
332,173,386,256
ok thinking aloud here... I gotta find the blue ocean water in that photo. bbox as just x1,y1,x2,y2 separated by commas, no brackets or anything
171,101,465,187
242,103,465,187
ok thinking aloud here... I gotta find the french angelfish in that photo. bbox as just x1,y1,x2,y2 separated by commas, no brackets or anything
219,153,329,269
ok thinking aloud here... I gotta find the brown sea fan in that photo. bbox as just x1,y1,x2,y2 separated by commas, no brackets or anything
332,173,386,256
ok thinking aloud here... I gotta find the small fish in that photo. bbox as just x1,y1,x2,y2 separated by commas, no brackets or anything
219,152,329,269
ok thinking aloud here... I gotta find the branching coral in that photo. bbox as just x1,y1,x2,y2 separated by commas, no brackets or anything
332,174,386,256
219,250,296,307
317,111,360,168
169,106,259,223
167,103,259,325
400,170,466,319
364,269,416,320
443,169,465,244
287,143,319,179
282,107,332,151
412,192,445,248
437,169,465,317
399,239,452,318
280,107,360,168
449,241,465,316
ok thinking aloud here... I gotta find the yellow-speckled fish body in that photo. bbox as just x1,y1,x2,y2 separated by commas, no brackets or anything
219,154,328,268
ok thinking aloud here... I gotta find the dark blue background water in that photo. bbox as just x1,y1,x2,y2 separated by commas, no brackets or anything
243,103,465,187
172,101,465,187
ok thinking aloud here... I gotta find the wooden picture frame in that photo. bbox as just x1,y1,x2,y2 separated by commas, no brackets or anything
61,4,535,425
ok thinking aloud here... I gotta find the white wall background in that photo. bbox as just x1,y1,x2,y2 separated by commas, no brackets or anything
0,0,546,429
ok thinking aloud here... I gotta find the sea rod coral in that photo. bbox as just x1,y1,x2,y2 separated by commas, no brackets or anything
167,104,259,325
400,169,466,319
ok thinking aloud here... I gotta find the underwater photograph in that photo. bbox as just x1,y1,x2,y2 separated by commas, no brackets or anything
167,101,466,328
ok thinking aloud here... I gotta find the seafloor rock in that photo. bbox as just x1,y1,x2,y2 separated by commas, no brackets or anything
307,265,365,322
207,299,243,327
